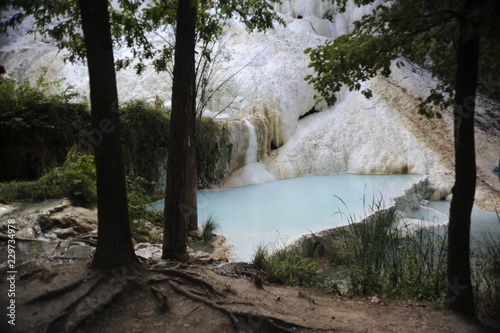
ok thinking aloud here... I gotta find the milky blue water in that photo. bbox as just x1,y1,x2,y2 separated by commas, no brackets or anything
413,200,500,245
152,173,426,262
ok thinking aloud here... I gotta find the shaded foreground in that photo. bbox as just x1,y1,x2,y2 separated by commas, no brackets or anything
0,259,497,333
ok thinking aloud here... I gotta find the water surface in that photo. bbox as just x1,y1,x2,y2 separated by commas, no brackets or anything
154,173,425,262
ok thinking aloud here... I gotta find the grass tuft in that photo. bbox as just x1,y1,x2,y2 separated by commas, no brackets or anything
201,215,220,242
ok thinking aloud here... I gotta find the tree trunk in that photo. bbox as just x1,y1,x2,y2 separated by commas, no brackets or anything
79,0,139,269
162,0,197,261
447,2,480,316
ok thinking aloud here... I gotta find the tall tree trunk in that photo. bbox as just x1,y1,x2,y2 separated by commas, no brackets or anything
79,0,139,269
447,2,480,316
162,0,197,261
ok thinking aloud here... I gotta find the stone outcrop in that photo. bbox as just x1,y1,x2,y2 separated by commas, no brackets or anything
0,199,97,240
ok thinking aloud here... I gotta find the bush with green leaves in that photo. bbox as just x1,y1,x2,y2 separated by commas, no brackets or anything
0,74,90,181
120,100,170,198
196,117,230,188
0,146,96,207
126,173,163,242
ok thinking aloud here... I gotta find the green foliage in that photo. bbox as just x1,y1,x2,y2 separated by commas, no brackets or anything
275,197,450,301
0,93,231,202
326,199,448,300
196,117,229,188
119,101,229,193
0,74,90,181
39,146,97,207
200,214,220,241
120,100,170,197
0,146,97,207
1,1,86,63
472,227,500,321
305,0,500,117
126,173,163,242
252,243,326,288
111,0,284,74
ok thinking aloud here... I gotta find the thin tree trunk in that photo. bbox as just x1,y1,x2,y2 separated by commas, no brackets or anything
162,0,197,261
79,0,138,269
447,1,479,316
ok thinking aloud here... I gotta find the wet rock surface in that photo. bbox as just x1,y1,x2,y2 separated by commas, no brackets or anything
0,199,233,268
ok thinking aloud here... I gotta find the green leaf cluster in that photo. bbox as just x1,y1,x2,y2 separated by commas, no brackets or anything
0,146,97,207
2,0,283,74
0,74,90,181
1,0,86,63
305,0,500,117
126,172,163,242
120,100,170,197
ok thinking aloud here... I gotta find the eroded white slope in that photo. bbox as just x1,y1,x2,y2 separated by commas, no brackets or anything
0,1,498,210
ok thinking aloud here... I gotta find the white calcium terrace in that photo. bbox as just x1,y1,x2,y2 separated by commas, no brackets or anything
0,0,498,207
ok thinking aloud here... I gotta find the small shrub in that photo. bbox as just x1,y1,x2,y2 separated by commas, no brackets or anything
252,243,268,269
41,147,97,207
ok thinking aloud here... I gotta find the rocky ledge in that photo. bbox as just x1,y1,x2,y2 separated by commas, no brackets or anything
0,199,233,267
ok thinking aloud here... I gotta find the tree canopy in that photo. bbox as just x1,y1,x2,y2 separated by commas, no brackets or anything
1,0,284,264
1,0,282,76
305,0,500,317
305,0,500,117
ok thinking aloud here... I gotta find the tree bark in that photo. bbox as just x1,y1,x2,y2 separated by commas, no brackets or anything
162,0,198,261
79,0,139,269
447,1,480,316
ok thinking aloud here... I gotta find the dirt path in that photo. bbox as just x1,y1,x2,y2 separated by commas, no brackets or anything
0,259,497,333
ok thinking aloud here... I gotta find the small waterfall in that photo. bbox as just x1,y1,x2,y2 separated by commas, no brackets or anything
245,120,258,164
218,119,276,187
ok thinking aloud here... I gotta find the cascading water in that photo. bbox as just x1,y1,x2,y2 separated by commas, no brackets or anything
219,120,276,187
245,120,258,164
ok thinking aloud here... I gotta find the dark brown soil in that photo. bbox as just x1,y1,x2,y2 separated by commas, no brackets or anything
0,259,498,333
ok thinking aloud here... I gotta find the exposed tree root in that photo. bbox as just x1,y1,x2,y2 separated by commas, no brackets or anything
42,275,107,333
149,268,226,298
26,278,85,304
215,301,255,306
166,279,332,332
167,279,240,328
149,267,200,278
150,283,170,312
44,271,135,333
62,275,131,331
234,312,335,333
75,233,98,246
20,263,336,333
19,267,45,280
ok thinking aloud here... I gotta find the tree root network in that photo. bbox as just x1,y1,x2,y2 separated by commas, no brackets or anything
18,263,335,333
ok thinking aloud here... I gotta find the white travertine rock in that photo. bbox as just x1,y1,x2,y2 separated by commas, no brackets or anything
1,0,498,210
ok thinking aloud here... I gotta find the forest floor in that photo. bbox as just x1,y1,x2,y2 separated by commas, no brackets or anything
1,256,499,333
